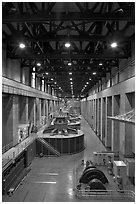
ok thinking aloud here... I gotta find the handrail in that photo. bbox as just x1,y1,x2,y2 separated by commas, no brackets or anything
2,141,13,154
75,189,135,201
108,109,135,124
2,76,57,100
37,137,60,156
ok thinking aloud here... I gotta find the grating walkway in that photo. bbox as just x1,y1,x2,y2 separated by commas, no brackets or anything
2,117,134,202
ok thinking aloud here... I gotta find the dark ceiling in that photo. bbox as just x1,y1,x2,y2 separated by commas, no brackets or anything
2,2,135,98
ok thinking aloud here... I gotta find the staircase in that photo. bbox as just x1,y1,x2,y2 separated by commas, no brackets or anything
37,138,61,156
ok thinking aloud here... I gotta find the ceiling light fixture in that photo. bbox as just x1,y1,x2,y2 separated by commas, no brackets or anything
111,42,118,48
19,43,25,49
86,82,89,84
69,72,72,75
68,62,72,66
45,72,49,75
99,63,103,66
51,78,53,80
70,78,72,80
65,42,71,48
37,62,41,66
93,72,96,75
89,78,92,81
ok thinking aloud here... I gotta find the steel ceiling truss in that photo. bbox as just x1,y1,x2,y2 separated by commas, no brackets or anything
2,2,135,97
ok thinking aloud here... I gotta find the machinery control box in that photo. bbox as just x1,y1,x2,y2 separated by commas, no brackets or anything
93,152,114,166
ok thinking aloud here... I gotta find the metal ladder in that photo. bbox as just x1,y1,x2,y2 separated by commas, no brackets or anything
37,138,61,156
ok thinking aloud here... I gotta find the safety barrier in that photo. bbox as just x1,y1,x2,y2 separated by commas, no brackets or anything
75,189,135,201
2,142,13,154
37,137,61,156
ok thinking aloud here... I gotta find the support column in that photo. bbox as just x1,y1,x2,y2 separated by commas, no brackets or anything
93,99,96,131
100,98,103,141
28,97,35,123
26,97,28,123
13,95,19,146
112,95,120,152
105,96,112,149
2,94,19,148
19,96,28,124
98,98,101,138
43,100,46,116
33,99,36,126
35,98,40,126
52,100,54,112
125,92,135,156
39,99,41,126
3,95,13,147
102,97,106,145
95,99,98,134
119,94,126,156
96,99,99,136
111,95,114,151
46,99,49,119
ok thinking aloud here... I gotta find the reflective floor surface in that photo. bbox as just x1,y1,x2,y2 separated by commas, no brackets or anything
2,117,134,202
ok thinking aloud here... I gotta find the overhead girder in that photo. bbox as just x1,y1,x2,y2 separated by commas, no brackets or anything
2,2,135,98
21,59,118,68
8,52,129,60
24,22,44,53
4,34,132,43
40,72,106,78
3,12,134,23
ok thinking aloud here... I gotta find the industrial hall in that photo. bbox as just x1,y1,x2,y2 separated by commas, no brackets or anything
2,2,135,202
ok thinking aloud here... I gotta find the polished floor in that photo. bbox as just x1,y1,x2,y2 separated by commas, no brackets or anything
2,117,134,202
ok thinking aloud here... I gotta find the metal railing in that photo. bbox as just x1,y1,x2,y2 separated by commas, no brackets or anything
37,137,61,156
75,189,135,201
2,134,37,159
2,142,13,154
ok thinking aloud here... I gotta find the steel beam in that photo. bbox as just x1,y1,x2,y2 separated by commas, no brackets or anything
4,34,132,42
8,53,129,60
3,12,134,23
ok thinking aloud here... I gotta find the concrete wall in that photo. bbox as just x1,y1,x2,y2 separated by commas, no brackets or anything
2,95,13,148
22,67,30,86
2,43,57,96
88,40,135,96
81,42,135,158
2,43,59,151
